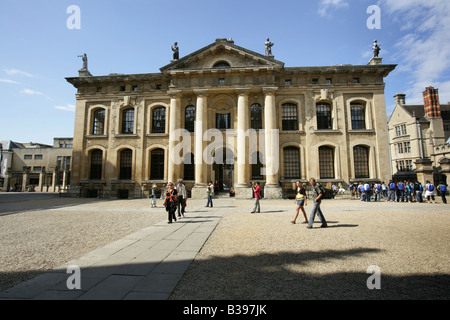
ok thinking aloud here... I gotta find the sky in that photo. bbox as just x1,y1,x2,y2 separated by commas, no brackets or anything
1,0,449,145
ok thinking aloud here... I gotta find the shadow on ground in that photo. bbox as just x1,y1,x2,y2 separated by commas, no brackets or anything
1,248,448,300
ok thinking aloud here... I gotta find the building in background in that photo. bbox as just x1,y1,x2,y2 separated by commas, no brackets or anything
388,87,450,184
0,138,72,192
66,38,396,199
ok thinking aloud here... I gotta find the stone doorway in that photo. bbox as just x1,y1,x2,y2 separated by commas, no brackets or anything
212,147,234,193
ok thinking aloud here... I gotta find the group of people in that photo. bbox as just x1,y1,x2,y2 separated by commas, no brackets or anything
153,179,187,224
349,180,448,204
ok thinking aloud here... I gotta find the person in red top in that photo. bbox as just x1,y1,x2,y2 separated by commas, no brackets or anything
251,182,261,213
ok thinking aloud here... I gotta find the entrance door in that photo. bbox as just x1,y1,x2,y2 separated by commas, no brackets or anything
213,147,234,192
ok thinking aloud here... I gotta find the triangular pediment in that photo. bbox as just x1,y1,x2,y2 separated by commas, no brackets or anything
160,38,284,72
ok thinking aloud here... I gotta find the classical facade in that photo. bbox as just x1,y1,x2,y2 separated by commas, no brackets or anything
0,138,73,192
66,38,396,199
388,87,450,184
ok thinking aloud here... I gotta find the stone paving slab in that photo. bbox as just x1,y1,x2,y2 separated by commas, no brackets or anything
0,202,224,300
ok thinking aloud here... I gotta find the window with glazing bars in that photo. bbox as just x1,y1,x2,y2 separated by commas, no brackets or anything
119,149,132,180
121,108,134,134
93,109,105,135
150,149,165,180
90,149,103,180
319,146,335,179
184,153,195,181
283,147,301,179
317,103,332,130
250,104,263,131
350,104,366,130
353,146,369,179
216,113,231,129
282,103,298,131
152,107,166,133
185,106,196,133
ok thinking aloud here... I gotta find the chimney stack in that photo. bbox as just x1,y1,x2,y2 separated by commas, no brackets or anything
423,86,441,118
394,93,406,105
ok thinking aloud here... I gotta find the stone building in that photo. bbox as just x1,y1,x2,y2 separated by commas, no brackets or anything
0,138,72,192
388,87,450,184
66,38,396,199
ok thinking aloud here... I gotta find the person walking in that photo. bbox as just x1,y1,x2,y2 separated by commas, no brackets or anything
307,178,328,229
163,182,178,223
251,182,261,213
150,184,157,208
175,179,187,218
439,183,447,204
206,181,213,208
291,181,308,224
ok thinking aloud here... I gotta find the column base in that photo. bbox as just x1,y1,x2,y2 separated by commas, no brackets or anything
191,184,208,199
264,185,283,199
235,185,253,199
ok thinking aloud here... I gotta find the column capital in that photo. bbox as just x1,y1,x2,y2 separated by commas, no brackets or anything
167,90,183,98
194,89,209,97
263,87,278,95
235,88,251,96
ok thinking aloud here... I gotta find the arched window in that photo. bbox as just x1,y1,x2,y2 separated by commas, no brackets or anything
184,153,195,181
185,106,196,133
216,113,231,129
319,146,335,179
213,61,231,68
152,107,166,133
92,109,105,135
90,149,103,180
351,103,366,130
281,103,298,131
119,149,132,180
121,108,134,134
251,152,264,180
250,104,263,131
150,148,165,180
317,102,332,130
354,146,370,178
283,147,301,179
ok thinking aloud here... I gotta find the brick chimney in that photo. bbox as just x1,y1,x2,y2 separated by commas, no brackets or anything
423,86,441,118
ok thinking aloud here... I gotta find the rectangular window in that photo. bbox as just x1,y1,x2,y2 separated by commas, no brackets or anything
283,148,300,179
395,126,401,137
150,149,165,180
319,147,335,179
218,78,225,85
312,78,319,85
132,85,138,91
401,124,407,135
353,78,360,84
120,85,126,92
351,104,366,130
24,155,32,160
34,155,43,160
398,143,404,154
33,166,42,172
216,113,231,129
119,150,132,180
444,124,450,131
326,78,332,85
404,142,411,153
285,79,292,86
281,104,298,131
354,146,370,179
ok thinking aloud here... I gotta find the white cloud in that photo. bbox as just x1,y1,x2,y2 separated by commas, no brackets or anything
21,89,44,96
55,104,76,112
318,0,349,17
4,68,33,77
381,0,450,105
0,78,21,85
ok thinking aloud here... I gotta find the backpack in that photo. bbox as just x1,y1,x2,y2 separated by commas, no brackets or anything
397,182,404,191
364,184,370,191
428,184,434,192
389,182,396,190
440,185,447,192
418,184,423,192
376,184,382,191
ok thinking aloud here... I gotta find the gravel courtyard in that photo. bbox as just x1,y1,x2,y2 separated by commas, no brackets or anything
1,193,449,299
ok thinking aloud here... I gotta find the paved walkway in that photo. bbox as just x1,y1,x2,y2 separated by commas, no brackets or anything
0,202,223,300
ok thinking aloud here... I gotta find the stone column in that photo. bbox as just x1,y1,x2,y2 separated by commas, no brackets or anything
168,92,182,184
415,158,434,186
191,91,208,199
235,89,252,199
263,87,283,198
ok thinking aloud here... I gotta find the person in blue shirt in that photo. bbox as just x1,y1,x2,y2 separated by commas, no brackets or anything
388,180,397,202
397,181,405,202
438,183,447,204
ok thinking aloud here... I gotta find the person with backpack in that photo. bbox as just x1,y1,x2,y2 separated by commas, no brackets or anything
363,182,371,202
358,182,365,201
425,180,436,203
307,178,328,229
397,181,405,202
374,182,382,202
163,182,178,223
414,181,424,203
438,183,447,204
388,180,396,202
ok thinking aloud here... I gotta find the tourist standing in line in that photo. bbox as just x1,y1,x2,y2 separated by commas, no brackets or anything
439,183,447,204
307,178,328,229
206,181,213,208
164,182,178,223
175,179,187,218
414,181,424,203
388,180,396,202
251,182,261,213
291,181,308,224
425,180,436,203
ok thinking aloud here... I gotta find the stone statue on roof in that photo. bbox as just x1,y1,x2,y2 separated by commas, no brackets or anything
78,53,88,70
373,40,381,58
172,42,179,60
265,38,274,57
